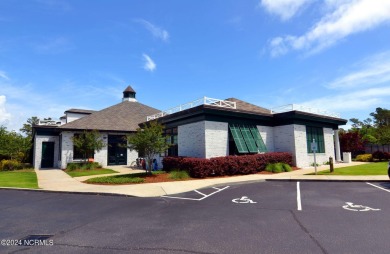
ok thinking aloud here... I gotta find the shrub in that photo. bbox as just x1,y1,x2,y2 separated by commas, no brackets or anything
169,170,190,180
162,152,293,178
355,154,373,162
66,163,80,171
0,160,23,171
162,156,186,172
372,151,390,161
81,162,95,170
66,162,102,171
266,163,291,173
282,163,292,172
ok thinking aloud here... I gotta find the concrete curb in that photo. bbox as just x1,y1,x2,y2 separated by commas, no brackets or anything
0,187,139,198
266,179,389,183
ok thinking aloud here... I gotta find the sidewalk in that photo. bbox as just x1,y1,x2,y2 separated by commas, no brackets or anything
29,162,389,197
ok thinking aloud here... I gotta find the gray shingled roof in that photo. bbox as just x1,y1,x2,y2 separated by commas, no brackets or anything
60,101,160,132
225,98,271,115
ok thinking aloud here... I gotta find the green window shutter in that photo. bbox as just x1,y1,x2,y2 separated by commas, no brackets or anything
250,127,267,152
229,124,249,153
306,126,325,153
240,125,259,153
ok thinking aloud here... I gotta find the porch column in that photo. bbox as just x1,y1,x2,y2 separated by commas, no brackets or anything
334,129,341,162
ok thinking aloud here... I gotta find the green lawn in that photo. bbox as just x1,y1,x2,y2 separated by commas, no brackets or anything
85,170,174,184
0,170,39,189
65,168,118,177
310,162,388,175
85,172,146,184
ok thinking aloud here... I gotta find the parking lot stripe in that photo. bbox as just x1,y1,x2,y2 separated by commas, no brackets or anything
194,190,208,197
161,186,230,201
366,182,390,193
297,182,302,211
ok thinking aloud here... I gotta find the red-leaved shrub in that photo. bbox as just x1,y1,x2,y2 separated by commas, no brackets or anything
372,151,390,161
162,152,293,178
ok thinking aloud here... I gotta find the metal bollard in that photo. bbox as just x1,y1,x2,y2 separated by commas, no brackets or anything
329,156,334,173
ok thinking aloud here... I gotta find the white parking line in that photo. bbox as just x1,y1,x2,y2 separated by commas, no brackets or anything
297,182,302,211
194,190,208,197
162,186,230,201
366,182,390,193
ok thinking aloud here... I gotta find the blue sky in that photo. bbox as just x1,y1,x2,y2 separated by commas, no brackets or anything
1,0,390,132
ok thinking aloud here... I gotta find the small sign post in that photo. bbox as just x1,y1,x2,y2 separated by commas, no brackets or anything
311,139,318,175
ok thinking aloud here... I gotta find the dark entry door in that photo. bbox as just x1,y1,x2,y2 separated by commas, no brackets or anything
41,142,55,168
107,135,127,165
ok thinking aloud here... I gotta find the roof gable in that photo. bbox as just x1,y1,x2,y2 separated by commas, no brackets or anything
225,98,271,115
60,101,159,132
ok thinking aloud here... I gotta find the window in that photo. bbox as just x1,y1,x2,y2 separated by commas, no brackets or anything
163,127,178,156
306,126,325,153
229,124,267,154
73,134,95,160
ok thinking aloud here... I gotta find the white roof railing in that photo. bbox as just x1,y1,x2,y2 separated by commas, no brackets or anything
271,104,341,118
147,97,236,121
37,120,62,126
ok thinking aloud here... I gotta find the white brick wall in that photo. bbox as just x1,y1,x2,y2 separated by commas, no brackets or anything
66,112,89,123
94,133,108,167
257,126,274,152
292,125,308,168
127,148,138,166
60,131,74,169
205,121,229,158
33,135,59,169
274,125,296,154
178,121,206,158
272,124,336,167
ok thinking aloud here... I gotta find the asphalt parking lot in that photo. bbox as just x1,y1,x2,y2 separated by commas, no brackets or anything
1,181,390,254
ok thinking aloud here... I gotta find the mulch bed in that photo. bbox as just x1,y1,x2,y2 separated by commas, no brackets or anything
84,167,300,185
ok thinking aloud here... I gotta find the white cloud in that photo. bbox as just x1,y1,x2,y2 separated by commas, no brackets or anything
142,54,156,72
0,70,9,80
260,0,311,21
301,87,390,113
0,95,11,124
269,0,390,56
328,51,390,89
35,36,73,54
136,19,169,42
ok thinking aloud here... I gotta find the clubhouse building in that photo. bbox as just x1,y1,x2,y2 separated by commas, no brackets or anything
33,86,347,169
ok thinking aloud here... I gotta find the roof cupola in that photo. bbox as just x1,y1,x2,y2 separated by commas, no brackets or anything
123,85,137,102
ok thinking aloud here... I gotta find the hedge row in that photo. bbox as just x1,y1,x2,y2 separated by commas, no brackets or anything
372,151,390,161
162,152,293,178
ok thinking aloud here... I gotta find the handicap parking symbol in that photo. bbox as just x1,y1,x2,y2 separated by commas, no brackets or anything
232,196,257,204
342,202,380,212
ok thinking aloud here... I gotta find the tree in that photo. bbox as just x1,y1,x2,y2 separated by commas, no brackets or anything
20,116,40,138
72,130,104,162
376,127,390,145
126,121,170,174
370,107,390,127
339,131,365,156
0,126,30,161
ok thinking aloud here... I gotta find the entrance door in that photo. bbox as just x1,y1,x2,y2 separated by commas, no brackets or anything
41,142,55,168
107,135,127,165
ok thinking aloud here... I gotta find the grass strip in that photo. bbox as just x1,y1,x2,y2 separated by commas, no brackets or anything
0,170,39,189
65,168,118,177
85,172,159,184
308,162,388,175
